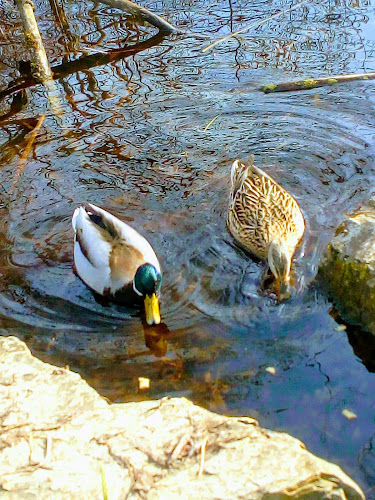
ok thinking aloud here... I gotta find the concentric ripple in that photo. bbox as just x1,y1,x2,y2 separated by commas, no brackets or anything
1,0,375,495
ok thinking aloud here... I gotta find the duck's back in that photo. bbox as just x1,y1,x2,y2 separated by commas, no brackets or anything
72,203,160,295
227,161,304,260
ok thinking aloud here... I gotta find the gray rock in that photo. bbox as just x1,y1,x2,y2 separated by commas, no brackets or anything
318,197,375,334
0,336,365,499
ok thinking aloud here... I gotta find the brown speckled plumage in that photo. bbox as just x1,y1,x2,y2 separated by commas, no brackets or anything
227,158,304,269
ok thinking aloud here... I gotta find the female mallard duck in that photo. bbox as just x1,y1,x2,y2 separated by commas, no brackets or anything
72,203,162,325
227,157,305,300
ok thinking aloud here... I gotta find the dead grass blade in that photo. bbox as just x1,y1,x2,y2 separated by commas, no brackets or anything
203,114,221,132
100,465,109,500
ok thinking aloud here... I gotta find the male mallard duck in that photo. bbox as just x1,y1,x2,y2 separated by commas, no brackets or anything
227,157,305,300
72,203,162,325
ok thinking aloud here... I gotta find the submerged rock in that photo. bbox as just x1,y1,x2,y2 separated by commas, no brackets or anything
318,197,375,334
0,336,364,499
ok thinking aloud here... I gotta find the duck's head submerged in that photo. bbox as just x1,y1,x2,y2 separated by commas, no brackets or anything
268,240,292,301
134,264,162,325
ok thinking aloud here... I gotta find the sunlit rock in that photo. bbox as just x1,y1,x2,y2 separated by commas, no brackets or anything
0,336,364,499
319,196,375,334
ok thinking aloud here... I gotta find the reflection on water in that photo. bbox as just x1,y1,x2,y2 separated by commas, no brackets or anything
1,0,375,496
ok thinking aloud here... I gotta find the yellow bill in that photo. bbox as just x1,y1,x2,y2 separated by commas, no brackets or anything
144,293,161,325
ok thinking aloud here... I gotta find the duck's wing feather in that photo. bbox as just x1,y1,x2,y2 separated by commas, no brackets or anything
230,159,250,196
72,205,112,269
72,205,113,294
82,203,160,272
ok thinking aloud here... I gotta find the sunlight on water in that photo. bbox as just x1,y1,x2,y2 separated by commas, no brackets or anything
0,0,375,495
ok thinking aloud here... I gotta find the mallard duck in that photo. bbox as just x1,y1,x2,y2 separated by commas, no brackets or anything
72,203,162,325
227,157,305,300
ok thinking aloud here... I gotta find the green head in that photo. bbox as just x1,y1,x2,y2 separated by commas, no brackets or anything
134,264,162,325
134,264,162,296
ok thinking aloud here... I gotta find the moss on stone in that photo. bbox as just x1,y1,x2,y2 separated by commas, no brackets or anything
318,241,375,334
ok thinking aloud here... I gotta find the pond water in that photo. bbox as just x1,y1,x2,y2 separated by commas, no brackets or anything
1,0,375,495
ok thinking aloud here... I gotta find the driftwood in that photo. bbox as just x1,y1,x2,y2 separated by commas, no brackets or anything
96,0,180,33
0,31,167,101
260,72,375,93
2,0,175,108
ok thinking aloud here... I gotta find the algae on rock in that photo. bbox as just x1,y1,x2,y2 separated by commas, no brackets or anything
319,198,375,334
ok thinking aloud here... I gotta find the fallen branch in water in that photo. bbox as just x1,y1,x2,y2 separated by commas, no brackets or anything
202,0,309,53
96,0,180,33
0,31,167,101
260,72,375,93
11,0,175,120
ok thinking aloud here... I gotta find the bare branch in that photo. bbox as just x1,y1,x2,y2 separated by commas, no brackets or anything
96,0,180,34
14,0,53,82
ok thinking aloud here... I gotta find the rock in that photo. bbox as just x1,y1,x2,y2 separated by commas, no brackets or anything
0,336,364,499
318,197,375,334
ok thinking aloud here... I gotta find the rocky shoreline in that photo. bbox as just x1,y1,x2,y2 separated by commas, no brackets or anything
0,336,364,499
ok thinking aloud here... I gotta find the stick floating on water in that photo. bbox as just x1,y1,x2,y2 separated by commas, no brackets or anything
260,72,375,93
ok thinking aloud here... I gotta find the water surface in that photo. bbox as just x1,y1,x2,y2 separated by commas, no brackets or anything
1,0,375,495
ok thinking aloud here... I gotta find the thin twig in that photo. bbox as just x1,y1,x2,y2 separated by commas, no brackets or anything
44,435,52,464
202,0,310,53
48,0,77,46
11,113,46,192
170,432,191,463
260,71,375,93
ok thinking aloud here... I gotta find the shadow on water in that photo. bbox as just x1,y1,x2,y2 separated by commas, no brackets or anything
1,0,375,496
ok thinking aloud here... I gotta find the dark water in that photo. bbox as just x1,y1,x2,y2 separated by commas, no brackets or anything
1,0,375,495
